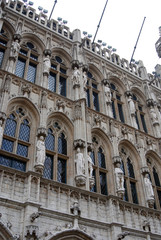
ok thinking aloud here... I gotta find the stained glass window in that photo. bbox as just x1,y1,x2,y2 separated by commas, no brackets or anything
100,172,107,195
57,158,66,183
43,155,53,179
19,119,30,142
98,148,106,168
45,128,55,151
58,133,67,155
4,114,16,137
15,57,26,78
48,72,56,92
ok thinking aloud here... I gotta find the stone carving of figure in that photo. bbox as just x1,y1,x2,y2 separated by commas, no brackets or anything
72,67,80,86
10,39,20,58
75,147,85,175
115,163,124,191
0,119,4,148
36,136,46,165
82,71,87,89
128,96,136,115
43,55,51,74
144,174,154,200
149,107,158,123
104,82,111,103
87,151,93,178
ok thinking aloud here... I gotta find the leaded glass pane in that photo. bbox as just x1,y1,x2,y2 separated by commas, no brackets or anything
1,139,13,152
59,76,66,96
153,168,160,187
123,179,128,201
48,72,56,92
112,100,116,119
0,155,26,172
0,49,4,67
0,154,11,166
19,119,30,142
118,103,124,123
57,158,66,183
86,89,90,107
135,112,140,129
27,62,36,83
120,161,125,175
127,158,135,178
58,133,67,155
17,143,28,157
45,128,55,151
60,68,66,74
100,172,107,195
130,181,138,204
43,155,53,179
157,190,161,207
90,151,95,164
140,114,147,133
93,91,99,111
15,58,26,78
4,114,16,137
98,148,106,168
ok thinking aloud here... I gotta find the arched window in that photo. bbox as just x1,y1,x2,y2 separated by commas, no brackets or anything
0,28,8,68
43,121,68,184
0,108,31,171
86,71,99,111
48,56,67,97
132,94,147,133
120,148,138,204
147,158,161,209
15,41,38,83
110,83,125,123
90,136,108,195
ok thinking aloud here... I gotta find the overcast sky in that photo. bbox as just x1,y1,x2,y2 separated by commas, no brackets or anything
31,0,161,74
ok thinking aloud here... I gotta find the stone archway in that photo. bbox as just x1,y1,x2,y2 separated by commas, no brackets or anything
0,221,14,240
48,229,94,240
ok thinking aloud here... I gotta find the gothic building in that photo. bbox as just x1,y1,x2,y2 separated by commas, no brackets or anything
0,0,161,239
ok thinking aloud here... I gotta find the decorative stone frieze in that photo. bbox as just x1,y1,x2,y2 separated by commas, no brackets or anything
25,225,39,240
37,127,47,138
56,99,66,112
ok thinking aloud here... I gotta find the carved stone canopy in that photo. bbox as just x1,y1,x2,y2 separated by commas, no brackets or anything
141,166,150,175
43,49,51,57
125,90,133,97
102,79,110,86
0,112,6,123
37,127,47,138
146,99,154,107
13,33,21,42
113,156,122,165
73,139,86,149
71,60,80,69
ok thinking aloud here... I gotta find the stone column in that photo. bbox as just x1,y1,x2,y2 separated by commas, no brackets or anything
42,49,51,89
7,34,21,73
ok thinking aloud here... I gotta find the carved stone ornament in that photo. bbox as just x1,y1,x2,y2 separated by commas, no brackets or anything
73,102,82,120
0,112,6,124
73,139,85,149
125,90,132,97
141,166,150,175
37,127,47,138
56,99,66,112
21,83,31,97
70,201,81,216
25,225,39,240
43,49,51,57
41,91,47,108
71,60,79,69
113,156,122,165
13,33,21,42
146,99,154,107
117,232,130,240
75,175,86,187
102,79,110,86
3,74,11,92
30,212,40,222
89,177,95,189
147,198,155,208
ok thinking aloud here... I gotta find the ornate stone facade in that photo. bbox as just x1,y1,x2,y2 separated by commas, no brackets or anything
0,1,160,239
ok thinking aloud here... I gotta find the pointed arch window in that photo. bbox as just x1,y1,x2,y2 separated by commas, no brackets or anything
48,56,67,97
44,124,68,183
0,28,8,68
0,109,31,171
110,83,125,123
153,167,160,187
15,42,38,83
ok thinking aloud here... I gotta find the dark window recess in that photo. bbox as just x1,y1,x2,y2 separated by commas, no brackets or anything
0,155,26,172
60,68,66,74
153,168,160,187
100,172,107,195
112,100,116,119
45,128,55,151
55,56,62,63
98,148,106,168
57,158,66,183
123,179,128,201
116,95,121,100
127,158,135,178
20,49,27,56
157,190,161,207
59,76,66,96
118,103,124,123
140,114,147,133
135,112,140,129
4,114,17,137
27,62,37,83
92,83,97,89
15,58,26,78
48,72,56,92
130,181,138,204
0,49,4,67
30,54,38,61
93,92,99,111
43,155,53,179
27,42,34,50
58,133,67,155
86,89,90,107
120,161,125,175
51,64,57,70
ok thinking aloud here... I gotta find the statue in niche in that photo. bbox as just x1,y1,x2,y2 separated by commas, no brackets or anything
115,163,124,191
0,119,4,148
10,39,20,59
87,151,93,178
72,67,80,86
128,96,136,115
144,173,154,200
82,71,87,89
36,136,46,166
75,147,85,175
104,82,112,103
149,106,158,123
43,55,51,74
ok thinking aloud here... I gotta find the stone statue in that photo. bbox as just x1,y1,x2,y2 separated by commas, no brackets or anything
115,163,124,191
128,96,136,115
104,82,111,103
87,151,93,178
0,119,3,148
149,107,158,123
43,55,51,74
75,147,85,175
82,71,87,88
10,39,20,59
36,136,46,165
72,67,80,86
144,174,154,200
